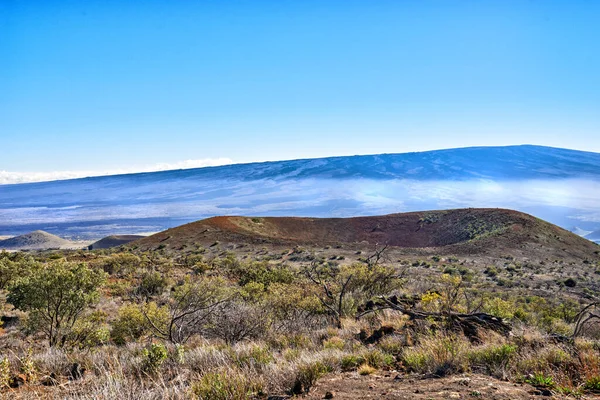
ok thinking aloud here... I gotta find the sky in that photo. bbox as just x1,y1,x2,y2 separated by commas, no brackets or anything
1,0,599,183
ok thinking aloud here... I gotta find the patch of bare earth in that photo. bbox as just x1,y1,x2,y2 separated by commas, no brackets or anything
304,373,585,399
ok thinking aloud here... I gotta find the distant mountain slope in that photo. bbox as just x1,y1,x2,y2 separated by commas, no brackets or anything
586,230,600,243
88,235,146,250
133,208,599,258
0,230,71,250
1,145,600,238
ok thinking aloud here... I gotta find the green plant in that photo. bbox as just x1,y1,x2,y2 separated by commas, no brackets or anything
174,344,185,364
142,343,168,373
292,361,330,394
401,335,469,376
191,370,256,400
584,376,600,391
7,261,107,347
525,372,555,388
341,354,365,371
68,310,110,349
469,344,516,375
20,348,36,382
323,336,345,350
235,345,273,368
363,349,395,369
111,303,151,345
358,363,376,375
0,357,10,389
137,270,168,297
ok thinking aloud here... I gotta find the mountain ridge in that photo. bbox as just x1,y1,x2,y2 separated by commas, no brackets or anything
3,145,600,187
132,208,599,259
2,145,600,238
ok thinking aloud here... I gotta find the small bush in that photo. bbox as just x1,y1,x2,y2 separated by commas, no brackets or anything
358,364,376,375
363,349,395,369
341,354,365,371
584,376,600,392
378,335,405,355
137,271,168,297
469,344,516,376
235,345,273,368
401,335,469,376
0,357,10,389
68,311,110,349
525,372,555,388
292,361,330,394
19,348,36,382
142,343,168,373
111,303,149,345
323,336,345,351
191,370,256,400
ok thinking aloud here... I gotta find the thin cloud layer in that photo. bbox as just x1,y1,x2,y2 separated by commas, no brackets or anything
0,158,234,185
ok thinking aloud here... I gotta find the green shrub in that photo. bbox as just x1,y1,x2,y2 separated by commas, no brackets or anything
584,376,600,392
525,372,555,388
292,361,331,394
68,311,110,349
235,345,273,368
483,298,514,319
111,303,149,345
341,354,365,371
142,343,168,373
401,335,469,376
323,336,345,351
7,260,107,347
378,335,405,355
469,344,516,375
137,271,168,297
0,357,10,389
358,364,376,375
363,349,395,369
191,370,256,400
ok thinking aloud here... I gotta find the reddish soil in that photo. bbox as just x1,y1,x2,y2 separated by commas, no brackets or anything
132,208,599,258
304,372,592,399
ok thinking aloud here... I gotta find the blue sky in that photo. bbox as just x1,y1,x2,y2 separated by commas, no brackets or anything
1,0,599,181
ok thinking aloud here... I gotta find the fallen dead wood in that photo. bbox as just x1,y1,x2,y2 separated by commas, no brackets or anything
357,295,511,341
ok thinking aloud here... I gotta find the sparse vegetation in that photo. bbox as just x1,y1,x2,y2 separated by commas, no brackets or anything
1,213,600,398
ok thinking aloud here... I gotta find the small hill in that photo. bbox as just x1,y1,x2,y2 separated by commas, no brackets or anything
133,208,599,258
0,230,71,250
88,235,146,250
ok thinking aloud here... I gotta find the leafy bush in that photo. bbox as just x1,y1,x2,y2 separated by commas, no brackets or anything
142,343,168,373
483,298,514,319
7,261,107,347
584,376,600,392
136,270,168,297
67,310,110,349
525,372,555,388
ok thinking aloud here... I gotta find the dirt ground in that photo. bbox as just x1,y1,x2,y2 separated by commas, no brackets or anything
303,372,598,399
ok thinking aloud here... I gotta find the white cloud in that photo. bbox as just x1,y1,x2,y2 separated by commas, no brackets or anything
0,158,234,185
